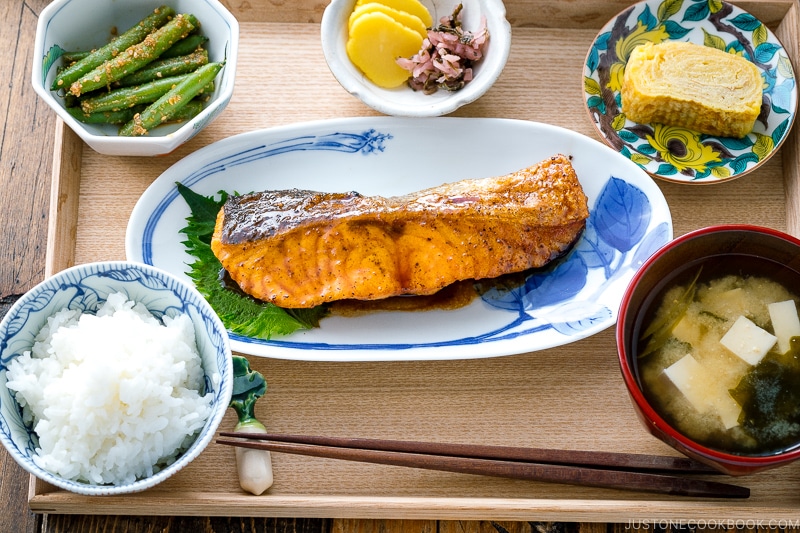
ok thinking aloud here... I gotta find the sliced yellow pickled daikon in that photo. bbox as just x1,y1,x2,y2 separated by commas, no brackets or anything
346,11,424,88
355,0,433,28
349,3,427,39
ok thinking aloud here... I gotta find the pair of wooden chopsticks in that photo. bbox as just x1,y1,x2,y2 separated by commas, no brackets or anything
216,432,750,499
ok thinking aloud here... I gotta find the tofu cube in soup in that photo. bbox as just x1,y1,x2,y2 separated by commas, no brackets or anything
720,316,777,365
768,300,800,354
663,354,742,429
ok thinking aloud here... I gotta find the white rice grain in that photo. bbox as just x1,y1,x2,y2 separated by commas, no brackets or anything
6,292,213,486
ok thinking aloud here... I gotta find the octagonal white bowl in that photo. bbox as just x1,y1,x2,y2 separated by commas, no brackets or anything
32,0,239,156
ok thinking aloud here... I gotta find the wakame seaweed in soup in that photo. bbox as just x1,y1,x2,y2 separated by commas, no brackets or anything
636,254,800,456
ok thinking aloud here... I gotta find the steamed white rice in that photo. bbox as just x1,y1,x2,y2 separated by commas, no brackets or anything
6,292,214,486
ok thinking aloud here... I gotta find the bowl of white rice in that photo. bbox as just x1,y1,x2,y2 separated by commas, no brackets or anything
0,261,233,495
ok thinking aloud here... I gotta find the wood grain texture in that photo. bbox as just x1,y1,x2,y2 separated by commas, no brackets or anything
45,122,82,276
1,1,55,532
41,515,333,532
5,0,800,531
0,0,53,294
775,2,800,237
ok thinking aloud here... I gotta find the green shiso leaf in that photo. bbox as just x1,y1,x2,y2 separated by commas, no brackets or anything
176,183,328,340
178,182,223,239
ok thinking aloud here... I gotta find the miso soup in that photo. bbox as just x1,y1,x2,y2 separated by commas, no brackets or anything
636,254,800,456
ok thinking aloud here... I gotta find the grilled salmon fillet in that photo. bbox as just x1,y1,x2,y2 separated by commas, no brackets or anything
211,154,589,308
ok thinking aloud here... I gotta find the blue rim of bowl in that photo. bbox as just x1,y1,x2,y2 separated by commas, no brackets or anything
583,0,798,184
0,261,232,495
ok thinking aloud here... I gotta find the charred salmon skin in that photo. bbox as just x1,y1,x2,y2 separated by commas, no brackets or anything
211,154,589,308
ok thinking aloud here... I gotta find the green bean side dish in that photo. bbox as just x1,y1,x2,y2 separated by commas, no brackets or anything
55,5,224,136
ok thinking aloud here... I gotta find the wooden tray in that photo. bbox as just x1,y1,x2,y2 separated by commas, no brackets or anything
31,0,800,521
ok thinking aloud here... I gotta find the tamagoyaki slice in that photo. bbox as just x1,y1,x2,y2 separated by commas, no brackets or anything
349,2,427,39
622,41,763,138
355,0,433,28
347,11,424,88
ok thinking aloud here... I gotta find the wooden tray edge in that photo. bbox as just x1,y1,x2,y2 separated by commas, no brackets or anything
25,492,800,520
778,1,800,236
45,119,82,278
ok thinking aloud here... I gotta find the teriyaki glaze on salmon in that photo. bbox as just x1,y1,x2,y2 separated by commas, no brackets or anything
211,154,589,308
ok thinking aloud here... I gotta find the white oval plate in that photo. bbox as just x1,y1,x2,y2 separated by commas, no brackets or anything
126,117,672,361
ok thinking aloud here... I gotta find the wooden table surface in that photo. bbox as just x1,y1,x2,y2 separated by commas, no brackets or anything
4,0,799,531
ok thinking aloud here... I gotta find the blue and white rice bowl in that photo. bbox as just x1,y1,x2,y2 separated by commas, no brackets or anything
0,261,232,495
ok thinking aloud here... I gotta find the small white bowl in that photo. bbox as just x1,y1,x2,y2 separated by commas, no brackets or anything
0,261,233,495
32,0,239,157
321,0,511,117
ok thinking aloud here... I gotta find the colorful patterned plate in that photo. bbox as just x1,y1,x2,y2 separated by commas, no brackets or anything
583,0,798,183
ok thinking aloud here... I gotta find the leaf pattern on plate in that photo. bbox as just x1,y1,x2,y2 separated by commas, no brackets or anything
480,176,666,339
583,0,797,182
593,176,651,253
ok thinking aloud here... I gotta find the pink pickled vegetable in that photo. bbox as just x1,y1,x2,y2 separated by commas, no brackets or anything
396,4,490,94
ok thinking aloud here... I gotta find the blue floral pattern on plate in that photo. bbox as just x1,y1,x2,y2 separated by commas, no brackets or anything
583,0,797,183
478,176,669,341
126,117,673,361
